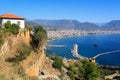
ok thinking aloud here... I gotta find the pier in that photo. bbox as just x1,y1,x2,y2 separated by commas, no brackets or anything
46,45,66,47
71,44,120,61
71,44,87,59
93,50,120,59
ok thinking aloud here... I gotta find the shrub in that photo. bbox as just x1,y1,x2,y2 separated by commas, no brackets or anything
4,21,20,35
69,63,78,74
66,60,101,80
6,43,32,64
78,60,101,80
10,23,20,35
32,26,48,48
4,21,11,30
0,33,3,47
16,43,32,61
67,63,77,80
67,70,75,80
52,56,64,70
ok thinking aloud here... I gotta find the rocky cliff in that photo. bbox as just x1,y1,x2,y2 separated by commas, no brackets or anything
0,29,61,80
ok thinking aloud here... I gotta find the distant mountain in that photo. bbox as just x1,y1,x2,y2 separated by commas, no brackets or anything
95,23,106,27
25,19,120,31
32,19,79,29
102,20,120,30
76,22,100,31
30,19,100,30
25,20,39,26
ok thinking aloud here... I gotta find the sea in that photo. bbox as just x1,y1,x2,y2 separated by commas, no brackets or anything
46,34,120,66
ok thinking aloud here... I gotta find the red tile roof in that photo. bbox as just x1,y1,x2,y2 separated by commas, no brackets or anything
0,13,25,19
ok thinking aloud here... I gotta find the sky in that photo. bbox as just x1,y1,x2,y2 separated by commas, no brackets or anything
0,0,120,22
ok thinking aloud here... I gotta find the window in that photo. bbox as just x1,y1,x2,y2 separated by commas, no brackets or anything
17,21,20,25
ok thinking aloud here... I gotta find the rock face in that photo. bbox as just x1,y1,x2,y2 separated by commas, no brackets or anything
0,29,62,80
0,30,31,80
23,47,46,76
1,30,46,77
0,30,31,61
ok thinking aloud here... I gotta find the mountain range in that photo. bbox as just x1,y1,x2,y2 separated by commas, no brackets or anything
26,19,120,30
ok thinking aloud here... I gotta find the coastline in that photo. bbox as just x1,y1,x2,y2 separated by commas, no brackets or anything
46,32,120,67
48,32,120,42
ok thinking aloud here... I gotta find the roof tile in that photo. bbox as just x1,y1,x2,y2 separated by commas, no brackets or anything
0,13,24,19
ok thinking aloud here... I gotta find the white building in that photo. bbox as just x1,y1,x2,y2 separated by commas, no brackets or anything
0,13,25,28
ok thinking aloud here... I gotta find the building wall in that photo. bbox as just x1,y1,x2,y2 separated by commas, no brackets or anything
1,18,25,28
0,19,2,26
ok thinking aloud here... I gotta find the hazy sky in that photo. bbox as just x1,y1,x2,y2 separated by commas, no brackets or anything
0,0,120,22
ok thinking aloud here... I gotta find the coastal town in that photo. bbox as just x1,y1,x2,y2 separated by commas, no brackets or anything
1,0,120,79
47,29,120,40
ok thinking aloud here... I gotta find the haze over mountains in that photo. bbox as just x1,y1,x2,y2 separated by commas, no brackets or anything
26,19,120,30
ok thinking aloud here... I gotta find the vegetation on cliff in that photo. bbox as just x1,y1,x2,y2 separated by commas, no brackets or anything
46,53,101,80
51,56,64,70
6,43,32,64
66,59,101,80
31,25,48,49
0,23,48,80
0,31,3,47
4,21,20,35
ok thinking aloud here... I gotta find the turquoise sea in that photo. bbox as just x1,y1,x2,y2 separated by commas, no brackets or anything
46,34,120,66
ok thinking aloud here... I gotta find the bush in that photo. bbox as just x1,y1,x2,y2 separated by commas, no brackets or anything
16,43,32,61
0,33,3,47
67,70,75,80
4,21,20,35
66,60,101,80
67,63,77,80
10,23,20,35
32,26,48,48
78,60,101,80
6,43,32,64
52,56,64,70
4,21,11,30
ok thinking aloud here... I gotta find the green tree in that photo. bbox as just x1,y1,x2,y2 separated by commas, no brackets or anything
32,26,48,48
67,63,78,80
4,21,11,30
10,23,20,35
4,21,20,35
52,56,64,70
78,60,101,80
67,70,75,80
69,63,78,74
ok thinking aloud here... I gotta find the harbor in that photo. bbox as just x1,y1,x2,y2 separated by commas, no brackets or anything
71,44,120,63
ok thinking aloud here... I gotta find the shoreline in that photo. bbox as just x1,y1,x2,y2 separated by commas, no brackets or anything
48,32,120,41
46,32,120,67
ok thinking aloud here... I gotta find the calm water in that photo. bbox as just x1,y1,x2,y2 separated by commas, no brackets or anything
46,34,120,66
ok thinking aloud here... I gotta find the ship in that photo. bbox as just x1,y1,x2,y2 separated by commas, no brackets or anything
93,43,98,47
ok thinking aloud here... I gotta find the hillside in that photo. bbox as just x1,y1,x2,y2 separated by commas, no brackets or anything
0,24,109,80
0,27,61,80
25,20,39,26
102,20,120,30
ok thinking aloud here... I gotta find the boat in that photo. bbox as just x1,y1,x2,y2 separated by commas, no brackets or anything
93,43,98,47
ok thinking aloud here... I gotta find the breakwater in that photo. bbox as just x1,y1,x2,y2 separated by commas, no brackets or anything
93,50,120,59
